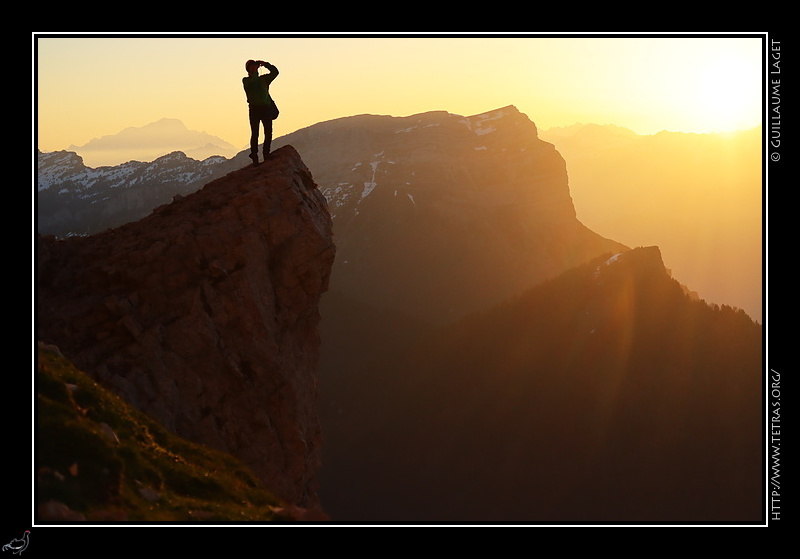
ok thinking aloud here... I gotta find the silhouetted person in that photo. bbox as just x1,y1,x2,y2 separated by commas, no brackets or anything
243,59,280,166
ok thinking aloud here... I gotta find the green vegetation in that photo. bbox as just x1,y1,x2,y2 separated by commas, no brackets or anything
36,344,293,522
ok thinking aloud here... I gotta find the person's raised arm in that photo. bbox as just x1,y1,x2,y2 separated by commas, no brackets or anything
259,61,279,84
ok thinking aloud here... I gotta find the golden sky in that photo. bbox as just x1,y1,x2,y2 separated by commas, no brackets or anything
34,33,764,153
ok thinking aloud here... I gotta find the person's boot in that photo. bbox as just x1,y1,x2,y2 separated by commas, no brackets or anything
249,152,260,167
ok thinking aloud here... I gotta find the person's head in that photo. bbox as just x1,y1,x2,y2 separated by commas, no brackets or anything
245,60,259,74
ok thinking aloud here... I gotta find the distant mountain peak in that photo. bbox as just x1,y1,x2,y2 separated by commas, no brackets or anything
66,118,239,167
150,116,187,127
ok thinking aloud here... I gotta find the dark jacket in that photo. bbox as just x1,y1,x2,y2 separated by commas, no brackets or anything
243,63,279,109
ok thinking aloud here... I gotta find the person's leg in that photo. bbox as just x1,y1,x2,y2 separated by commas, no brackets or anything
262,117,273,160
248,108,260,165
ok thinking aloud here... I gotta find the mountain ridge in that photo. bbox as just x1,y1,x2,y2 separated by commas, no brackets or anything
539,122,762,322
317,244,762,522
36,148,242,238
272,105,628,323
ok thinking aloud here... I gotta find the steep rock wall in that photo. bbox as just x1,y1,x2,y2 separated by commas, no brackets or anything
37,146,335,509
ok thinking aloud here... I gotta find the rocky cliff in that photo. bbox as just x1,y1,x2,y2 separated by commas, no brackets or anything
36,145,335,510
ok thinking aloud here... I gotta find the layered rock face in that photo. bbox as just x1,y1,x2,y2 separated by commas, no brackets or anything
36,146,335,509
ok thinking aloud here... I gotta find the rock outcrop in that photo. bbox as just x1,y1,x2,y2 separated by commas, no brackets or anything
36,146,335,510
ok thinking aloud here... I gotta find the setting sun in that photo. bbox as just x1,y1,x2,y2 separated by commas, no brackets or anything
668,42,762,133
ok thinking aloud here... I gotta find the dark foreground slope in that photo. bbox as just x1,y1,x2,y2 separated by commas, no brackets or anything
37,146,335,511
319,247,763,523
36,343,325,522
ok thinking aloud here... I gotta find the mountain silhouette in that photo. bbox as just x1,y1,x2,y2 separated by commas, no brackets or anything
68,118,239,167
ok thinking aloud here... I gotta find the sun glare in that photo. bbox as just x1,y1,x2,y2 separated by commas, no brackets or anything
664,42,762,134
689,59,761,132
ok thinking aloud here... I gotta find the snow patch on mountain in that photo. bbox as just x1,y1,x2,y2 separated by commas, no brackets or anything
462,107,509,136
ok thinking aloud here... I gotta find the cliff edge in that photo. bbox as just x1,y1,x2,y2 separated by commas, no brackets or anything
36,145,335,510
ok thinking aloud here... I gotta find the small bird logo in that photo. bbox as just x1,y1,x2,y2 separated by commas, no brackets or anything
2,531,29,555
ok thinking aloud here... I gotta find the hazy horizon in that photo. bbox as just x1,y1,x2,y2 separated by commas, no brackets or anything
39,111,765,169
